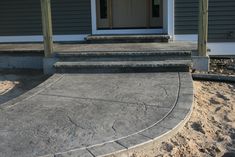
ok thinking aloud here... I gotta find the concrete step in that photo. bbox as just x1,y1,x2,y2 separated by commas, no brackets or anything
85,34,170,43
54,60,191,73
55,51,192,62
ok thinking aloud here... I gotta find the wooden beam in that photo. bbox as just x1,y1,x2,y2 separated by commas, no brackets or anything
198,0,208,57
41,0,53,58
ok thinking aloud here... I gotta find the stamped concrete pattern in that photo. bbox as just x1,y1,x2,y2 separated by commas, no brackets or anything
0,72,193,157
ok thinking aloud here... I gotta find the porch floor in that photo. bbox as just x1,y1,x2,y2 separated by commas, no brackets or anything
0,42,197,54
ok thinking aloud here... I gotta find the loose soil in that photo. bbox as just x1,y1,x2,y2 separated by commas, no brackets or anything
0,80,18,95
155,81,235,157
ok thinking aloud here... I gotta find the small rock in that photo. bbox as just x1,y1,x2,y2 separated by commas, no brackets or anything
191,122,205,134
224,115,232,122
162,142,173,152
215,106,222,112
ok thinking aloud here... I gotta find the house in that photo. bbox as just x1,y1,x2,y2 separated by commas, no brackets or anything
0,0,234,56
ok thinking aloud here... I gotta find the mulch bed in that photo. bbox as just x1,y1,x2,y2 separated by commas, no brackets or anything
193,58,235,75
209,58,235,75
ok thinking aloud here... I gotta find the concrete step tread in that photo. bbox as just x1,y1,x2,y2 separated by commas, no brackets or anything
54,60,191,68
86,34,170,40
85,35,170,43
55,50,191,58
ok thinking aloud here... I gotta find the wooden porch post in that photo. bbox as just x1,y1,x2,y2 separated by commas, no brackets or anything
41,0,53,58
198,0,208,57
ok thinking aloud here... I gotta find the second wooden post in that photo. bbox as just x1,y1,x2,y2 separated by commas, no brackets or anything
41,0,53,58
198,0,209,57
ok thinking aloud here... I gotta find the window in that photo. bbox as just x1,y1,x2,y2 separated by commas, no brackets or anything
152,0,160,18
100,0,108,19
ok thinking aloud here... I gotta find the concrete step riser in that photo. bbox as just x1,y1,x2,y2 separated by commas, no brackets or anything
55,52,192,62
55,66,190,73
85,39,169,44
54,50,192,73
85,35,170,43
57,56,191,62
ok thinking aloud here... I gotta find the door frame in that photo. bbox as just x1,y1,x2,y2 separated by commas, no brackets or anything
90,0,174,37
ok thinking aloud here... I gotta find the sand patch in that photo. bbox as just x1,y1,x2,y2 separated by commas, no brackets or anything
0,81,19,95
0,73,47,105
155,81,235,157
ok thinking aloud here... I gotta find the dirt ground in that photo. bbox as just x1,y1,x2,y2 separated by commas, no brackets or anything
0,74,234,157
156,81,235,157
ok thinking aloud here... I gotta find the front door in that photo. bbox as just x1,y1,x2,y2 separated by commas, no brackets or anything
96,0,163,29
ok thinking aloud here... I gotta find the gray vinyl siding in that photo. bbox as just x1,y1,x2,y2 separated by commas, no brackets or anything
51,0,91,35
208,0,235,42
175,0,235,42
0,0,91,36
0,1,42,36
175,0,199,35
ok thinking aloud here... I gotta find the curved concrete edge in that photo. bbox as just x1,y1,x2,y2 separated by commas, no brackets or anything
49,72,194,157
0,74,64,110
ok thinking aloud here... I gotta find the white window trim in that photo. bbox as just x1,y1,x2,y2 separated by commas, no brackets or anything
0,35,88,43
90,0,174,36
165,0,174,37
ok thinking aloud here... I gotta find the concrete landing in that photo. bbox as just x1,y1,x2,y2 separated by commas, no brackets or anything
0,72,193,157
0,42,197,53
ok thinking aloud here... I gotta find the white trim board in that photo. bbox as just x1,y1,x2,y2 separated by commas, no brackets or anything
208,43,235,56
163,0,174,37
175,34,235,55
174,34,198,42
0,35,88,43
90,0,174,35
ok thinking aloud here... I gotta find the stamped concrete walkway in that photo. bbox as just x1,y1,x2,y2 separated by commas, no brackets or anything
0,72,193,157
